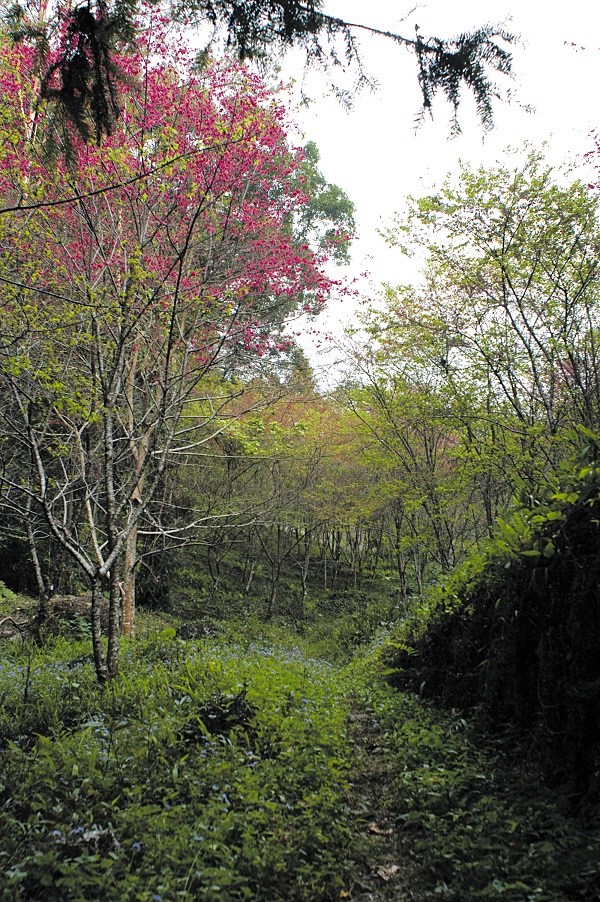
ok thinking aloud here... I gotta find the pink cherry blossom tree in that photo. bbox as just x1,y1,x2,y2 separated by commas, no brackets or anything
0,13,339,678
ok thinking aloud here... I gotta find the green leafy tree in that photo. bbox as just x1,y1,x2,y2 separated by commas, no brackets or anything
380,150,600,474
341,355,485,583
291,141,355,264
338,152,600,584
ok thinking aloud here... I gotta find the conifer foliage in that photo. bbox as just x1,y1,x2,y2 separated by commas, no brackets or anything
3,0,516,148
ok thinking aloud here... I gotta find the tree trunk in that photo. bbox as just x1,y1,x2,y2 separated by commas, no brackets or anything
394,514,408,601
412,547,425,595
267,579,278,618
122,525,137,637
297,531,312,629
107,572,122,676
91,575,109,682
244,559,256,595
25,499,49,639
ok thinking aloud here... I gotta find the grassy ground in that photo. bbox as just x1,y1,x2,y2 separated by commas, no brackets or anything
0,598,598,900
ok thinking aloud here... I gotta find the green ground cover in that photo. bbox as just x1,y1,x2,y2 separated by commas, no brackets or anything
0,629,352,901
348,667,600,901
0,610,598,901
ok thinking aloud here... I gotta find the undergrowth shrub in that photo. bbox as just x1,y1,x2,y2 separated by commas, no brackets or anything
383,428,600,800
0,581,17,604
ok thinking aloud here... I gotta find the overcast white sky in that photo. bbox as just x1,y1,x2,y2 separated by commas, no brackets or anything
281,0,600,360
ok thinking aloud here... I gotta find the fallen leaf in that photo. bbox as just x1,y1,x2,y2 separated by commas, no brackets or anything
368,823,393,835
375,864,401,881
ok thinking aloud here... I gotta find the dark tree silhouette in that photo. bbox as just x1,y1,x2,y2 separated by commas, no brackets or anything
4,0,515,147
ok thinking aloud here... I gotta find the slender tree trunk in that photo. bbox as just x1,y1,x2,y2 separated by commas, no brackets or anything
267,576,279,619
91,575,109,682
26,511,46,600
122,526,137,637
107,572,122,676
297,531,312,628
412,547,425,595
121,345,154,640
370,526,382,580
25,497,49,638
393,514,408,600
244,560,256,595
207,546,224,603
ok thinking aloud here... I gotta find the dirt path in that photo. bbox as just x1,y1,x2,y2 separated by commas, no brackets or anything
344,709,418,901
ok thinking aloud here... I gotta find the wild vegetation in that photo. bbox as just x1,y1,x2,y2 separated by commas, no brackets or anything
0,606,599,901
383,431,600,799
0,624,353,901
0,6,599,900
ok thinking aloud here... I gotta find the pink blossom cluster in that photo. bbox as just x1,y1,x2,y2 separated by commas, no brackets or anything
0,11,338,365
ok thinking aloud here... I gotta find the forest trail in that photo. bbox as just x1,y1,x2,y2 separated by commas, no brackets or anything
345,707,418,901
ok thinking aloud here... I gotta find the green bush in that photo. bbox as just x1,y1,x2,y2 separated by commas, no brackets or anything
349,657,600,902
